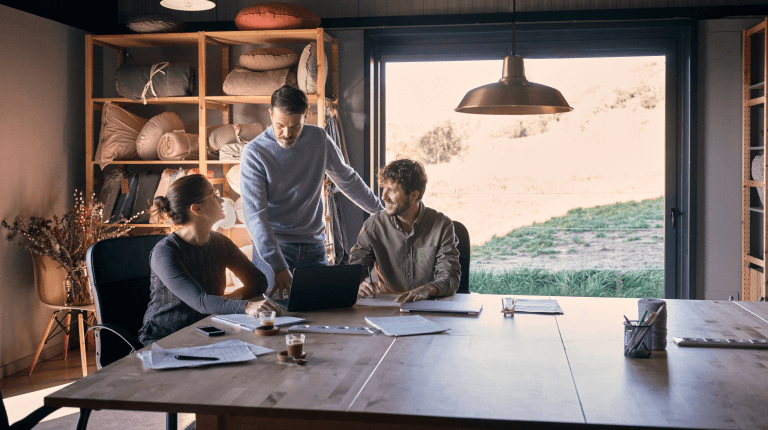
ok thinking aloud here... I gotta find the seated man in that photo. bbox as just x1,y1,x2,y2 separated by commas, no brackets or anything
350,159,461,303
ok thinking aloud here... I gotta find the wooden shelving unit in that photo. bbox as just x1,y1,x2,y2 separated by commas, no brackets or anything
742,18,768,302
85,29,339,234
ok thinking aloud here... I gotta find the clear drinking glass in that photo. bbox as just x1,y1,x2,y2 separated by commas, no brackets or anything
259,311,276,329
285,333,305,357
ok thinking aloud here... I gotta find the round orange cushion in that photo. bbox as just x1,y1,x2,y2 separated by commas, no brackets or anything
235,2,321,31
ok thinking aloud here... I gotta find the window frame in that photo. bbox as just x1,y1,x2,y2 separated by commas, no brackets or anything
364,19,697,299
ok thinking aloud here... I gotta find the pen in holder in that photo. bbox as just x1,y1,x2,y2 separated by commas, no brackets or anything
624,320,653,358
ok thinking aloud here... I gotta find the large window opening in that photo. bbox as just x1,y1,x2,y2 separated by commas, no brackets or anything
385,56,666,298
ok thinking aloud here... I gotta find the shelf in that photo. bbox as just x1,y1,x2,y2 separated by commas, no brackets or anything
746,97,765,107
206,160,241,165
206,30,333,46
750,82,765,90
92,95,330,107
750,207,765,213
105,223,170,228
93,97,199,105
92,30,333,50
745,180,765,188
750,146,765,150
92,98,229,111
91,160,202,165
745,255,765,268
746,20,766,37
93,33,200,49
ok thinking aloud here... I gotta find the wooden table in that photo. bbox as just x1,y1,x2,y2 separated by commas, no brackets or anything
44,295,768,429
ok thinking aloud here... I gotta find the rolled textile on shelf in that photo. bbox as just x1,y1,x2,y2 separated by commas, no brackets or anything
213,197,237,230
219,143,246,161
222,67,297,96
226,164,241,194
116,62,195,103
157,131,199,161
137,112,185,160
752,155,764,206
207,123,264,156
638,298,667,351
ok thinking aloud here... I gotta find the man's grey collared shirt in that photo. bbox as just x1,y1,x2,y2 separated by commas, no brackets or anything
349,202,461,297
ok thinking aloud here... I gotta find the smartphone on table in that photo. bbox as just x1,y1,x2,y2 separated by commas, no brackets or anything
196,326,225,336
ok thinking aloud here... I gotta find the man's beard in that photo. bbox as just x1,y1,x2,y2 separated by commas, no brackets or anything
385,200,411,217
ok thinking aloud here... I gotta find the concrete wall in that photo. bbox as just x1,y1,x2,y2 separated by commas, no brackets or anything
696,18,763,300
0,5,86,376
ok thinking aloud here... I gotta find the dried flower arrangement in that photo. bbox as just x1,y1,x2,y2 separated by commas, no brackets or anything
2,191,139,305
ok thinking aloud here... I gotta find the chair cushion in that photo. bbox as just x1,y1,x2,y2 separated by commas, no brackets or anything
136,112,185,160
235,2,321,31
95,103,148,170
297,42,328,95
127,14,184,33
222,67,297,96
240,47,299,71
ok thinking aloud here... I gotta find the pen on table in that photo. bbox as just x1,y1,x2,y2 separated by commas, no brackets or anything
263,293,277,305
175,355,219,361
368,266,375,298
637,310,648,326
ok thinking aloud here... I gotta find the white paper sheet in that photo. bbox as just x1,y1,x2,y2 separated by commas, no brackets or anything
365,315,448,337
136,339,274,369
211,314,306,331
355,294,402,307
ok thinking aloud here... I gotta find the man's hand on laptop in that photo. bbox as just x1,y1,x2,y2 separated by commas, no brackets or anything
245,297,283,316
271,269,292,299
357,280,379,300
395,284,438,304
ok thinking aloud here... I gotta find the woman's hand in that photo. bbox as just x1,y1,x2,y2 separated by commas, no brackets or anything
245,298,283,316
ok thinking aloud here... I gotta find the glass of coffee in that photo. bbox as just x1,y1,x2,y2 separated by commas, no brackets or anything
285,334,305,357
259,311,276,330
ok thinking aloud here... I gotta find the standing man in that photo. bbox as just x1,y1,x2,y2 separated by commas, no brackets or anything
241,85,383,298
350,159,461,303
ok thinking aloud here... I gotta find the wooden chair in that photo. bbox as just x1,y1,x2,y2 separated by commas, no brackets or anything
453,221,471,294
28,254,95,377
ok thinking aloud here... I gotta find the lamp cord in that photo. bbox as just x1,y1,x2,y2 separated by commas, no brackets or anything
512,0,516,56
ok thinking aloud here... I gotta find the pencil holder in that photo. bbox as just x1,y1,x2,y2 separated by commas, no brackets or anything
624,321,653,358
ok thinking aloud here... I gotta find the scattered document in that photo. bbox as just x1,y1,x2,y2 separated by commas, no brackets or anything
400,300,483,315
513,299,564,314
365,315,448,337
211,314,306,331
355,294,402,307
137,339,274,369
288,325,378,335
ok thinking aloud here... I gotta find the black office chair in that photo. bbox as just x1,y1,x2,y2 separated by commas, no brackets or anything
1,388,57,430
84,234,180,430
453,221,470,294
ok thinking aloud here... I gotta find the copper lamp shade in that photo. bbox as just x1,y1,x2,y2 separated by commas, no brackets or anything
455,55,573,115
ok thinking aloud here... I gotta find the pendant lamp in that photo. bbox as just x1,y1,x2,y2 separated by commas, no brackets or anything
454,0,572,115
161,0,215,11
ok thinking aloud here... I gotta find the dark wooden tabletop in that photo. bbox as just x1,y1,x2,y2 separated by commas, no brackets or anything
45,294,768,429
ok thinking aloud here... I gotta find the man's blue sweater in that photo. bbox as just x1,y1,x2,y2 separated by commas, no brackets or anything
240,124,383,274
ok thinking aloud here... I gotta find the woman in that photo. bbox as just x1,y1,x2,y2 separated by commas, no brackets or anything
139,174,282,346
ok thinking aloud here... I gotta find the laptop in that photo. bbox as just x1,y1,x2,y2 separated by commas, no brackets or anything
273,264,364,312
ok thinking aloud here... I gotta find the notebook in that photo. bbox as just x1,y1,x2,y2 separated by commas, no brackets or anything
211,314,305,331
399,300,483,315
365,315,448,337
274,264,365,312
